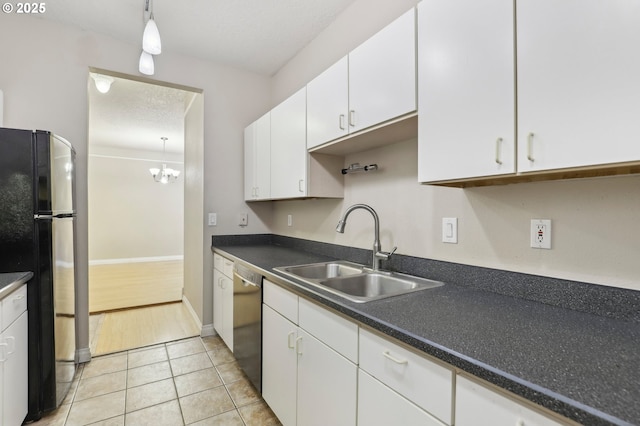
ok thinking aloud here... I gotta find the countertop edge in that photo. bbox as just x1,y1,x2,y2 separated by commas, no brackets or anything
0,271,33,301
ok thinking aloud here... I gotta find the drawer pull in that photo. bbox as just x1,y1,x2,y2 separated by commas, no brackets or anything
287,331,295,349
383,350,408,365
5,336,15,355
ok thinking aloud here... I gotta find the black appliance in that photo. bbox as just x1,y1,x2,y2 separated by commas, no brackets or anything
0,127,77,420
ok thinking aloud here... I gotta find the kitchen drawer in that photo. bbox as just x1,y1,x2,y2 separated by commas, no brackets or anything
263,279,298,324
213,253,234,278
359,328,454,425
1,284,27,331
299,297,358,363
455,375,565,426
358,369,446,426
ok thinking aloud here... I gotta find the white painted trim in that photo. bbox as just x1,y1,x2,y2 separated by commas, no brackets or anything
201,323,216,337
75,347,92,364
89,255,183,266
182,294,203,333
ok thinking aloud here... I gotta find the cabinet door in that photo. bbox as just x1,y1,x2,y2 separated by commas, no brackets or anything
2,311,28,426
358,370,445,426
349,8,416,134
271,88,307,199
456,375,563,426
262,304,298,426
517,0,640,172
212,269,224,341
244,112,271,200
297,328,357,426
306,57,349,149
418,0,515,182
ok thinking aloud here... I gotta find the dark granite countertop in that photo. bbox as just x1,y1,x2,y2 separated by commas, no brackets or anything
0,272,32,301
212,235,639,426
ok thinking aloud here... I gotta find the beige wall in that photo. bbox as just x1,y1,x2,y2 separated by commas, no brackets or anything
0,14,272,352
88,148,184,261
269,0,640,291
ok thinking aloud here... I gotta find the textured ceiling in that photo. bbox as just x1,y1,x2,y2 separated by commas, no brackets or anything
36,0,357,76
88,75,194,155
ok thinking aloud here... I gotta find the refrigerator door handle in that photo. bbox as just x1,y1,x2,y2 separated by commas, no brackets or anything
34,214,53,220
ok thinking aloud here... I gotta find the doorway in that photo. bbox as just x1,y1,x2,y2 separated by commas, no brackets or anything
87,70,202,354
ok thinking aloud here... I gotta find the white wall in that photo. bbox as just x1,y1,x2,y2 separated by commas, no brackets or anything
0,14,272,351
88,148,184,261
269,0,640,291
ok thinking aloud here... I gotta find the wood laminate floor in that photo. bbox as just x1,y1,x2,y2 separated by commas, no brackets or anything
90,302,200,356
89,260,184,313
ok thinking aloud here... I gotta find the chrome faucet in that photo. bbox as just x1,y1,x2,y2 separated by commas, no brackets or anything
336,204,397,270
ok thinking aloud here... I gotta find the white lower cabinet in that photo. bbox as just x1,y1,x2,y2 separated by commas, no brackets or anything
455,375,564,426
1,284,28,426
358,328,454,425
358,369,445,426
262,280,357,426
212,254,234,351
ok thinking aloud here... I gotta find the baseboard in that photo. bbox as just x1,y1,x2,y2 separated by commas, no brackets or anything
75,347,92,364
201,323,216,337
89,255,184,266
182,295,203,333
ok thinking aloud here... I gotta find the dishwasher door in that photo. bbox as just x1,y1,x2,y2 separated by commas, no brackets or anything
232,271,262,392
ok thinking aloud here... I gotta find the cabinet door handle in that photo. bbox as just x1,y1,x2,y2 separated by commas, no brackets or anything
527,132,535,161
296,336,303,355
298,179,304,193
383,350,408,365
0,342,7,362
287,331,295,349
339,114,345,130
495,137,503,165
349,110,356,127
6,336,15,355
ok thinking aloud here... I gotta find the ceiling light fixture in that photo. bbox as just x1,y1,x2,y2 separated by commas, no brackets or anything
149,137,180,184
90,73,114,94
139,0,161,75
139,51,155,75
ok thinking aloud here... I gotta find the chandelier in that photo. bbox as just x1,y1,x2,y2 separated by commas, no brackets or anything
149,137,180,184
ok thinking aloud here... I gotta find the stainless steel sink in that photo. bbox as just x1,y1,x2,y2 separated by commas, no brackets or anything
274,261,444,303
277,261,364,280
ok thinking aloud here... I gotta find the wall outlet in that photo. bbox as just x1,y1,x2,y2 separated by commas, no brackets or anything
442,217,458,244
287,214,293,227
239,213,248,227
530,219,551,249
208,213,217,226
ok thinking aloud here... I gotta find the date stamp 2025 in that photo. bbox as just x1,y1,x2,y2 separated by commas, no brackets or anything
2,2,46,14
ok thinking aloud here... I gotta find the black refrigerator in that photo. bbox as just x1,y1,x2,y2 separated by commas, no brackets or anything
0,127,77,420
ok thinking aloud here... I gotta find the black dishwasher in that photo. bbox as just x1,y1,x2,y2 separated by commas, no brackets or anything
232,263,263,392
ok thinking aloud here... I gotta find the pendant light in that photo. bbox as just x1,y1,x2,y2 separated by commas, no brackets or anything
139,51,155,75
142,13,161,55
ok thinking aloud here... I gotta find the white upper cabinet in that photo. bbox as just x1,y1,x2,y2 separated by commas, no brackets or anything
417,0,515,183
306,8,417,150
516,0,640,172
270,88,308,199
307,57,349,149
244,112,271,200
349,8,416,134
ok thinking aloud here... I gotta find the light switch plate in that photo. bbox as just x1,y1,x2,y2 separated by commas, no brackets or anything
239,213,248,227
442,217,458,244
530,219,551,249
208,213,217,226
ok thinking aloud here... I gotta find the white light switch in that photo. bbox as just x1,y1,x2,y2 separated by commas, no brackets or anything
208,213,217,226
442,218,458,244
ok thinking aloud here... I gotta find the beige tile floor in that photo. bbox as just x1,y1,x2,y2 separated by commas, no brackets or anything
29,336,281,426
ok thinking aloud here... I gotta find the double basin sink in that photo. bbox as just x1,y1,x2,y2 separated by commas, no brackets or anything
274,260,444,303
